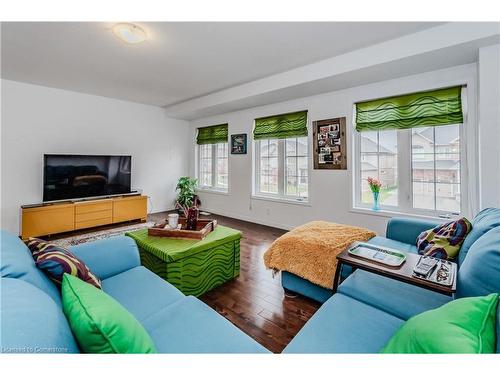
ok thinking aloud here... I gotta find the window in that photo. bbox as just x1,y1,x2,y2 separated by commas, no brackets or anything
258,138,279,194
196,124,229,192
360,130,398,207
356,126,461,215
198,143,228,190
198,143,213,187
354,86,464,217
285,137,309,198
253,110,309,202
411,125,460,213
215,142,229,189
255,136,309,200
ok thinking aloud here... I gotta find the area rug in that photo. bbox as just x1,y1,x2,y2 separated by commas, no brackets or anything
50,221,155,248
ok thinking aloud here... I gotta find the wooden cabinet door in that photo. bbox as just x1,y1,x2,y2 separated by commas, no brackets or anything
113,196,147,223
22,204,75,238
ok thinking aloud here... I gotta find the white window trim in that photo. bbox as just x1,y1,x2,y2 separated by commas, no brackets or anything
197,143,229,193
196,187,230,196
250,193,312,207
253,137,310,204
352,90,470,220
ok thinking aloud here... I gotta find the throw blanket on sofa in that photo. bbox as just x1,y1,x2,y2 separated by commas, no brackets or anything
263,221,376,289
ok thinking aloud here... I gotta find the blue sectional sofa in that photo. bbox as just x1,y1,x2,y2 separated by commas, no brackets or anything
0,231,269,353
2,207,499,354
284,208,500,353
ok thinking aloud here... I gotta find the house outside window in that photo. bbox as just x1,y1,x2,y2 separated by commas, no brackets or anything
411,125,460,213
354,86,465,217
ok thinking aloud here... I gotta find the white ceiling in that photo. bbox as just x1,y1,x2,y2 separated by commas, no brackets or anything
1,22,443,107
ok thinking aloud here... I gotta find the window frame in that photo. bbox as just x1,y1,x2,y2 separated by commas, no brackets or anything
353,125,466,219
197,142,229,193
410,126,462,215
253,136,310,203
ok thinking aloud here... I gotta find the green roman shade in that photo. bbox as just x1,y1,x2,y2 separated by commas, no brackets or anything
253,110,308,140
355,86,463,132
196,124,228,145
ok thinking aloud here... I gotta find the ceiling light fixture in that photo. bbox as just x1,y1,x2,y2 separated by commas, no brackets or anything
112,23,147,44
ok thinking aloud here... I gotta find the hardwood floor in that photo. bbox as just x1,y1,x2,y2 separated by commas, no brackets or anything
149,211,320,353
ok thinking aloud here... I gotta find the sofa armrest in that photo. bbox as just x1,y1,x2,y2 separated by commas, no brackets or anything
70,235,140,280
386,217,440,246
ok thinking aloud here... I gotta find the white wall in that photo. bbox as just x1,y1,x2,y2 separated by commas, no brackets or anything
189,64,480,234
1,80,190,234
478,44,500,208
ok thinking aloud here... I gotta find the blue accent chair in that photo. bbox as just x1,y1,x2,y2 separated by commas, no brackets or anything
0,232,269,353
283,208,500,353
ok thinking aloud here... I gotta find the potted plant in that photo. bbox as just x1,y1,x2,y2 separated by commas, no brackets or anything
175,177,200,229
175,177,198,209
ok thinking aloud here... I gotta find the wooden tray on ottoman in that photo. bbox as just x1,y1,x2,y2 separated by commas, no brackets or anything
148,218,218,240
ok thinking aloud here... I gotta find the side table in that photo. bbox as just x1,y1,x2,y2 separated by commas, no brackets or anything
333,249,456,296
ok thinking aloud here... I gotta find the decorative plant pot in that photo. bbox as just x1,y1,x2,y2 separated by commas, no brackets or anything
186,207,199,230
372,191,380,211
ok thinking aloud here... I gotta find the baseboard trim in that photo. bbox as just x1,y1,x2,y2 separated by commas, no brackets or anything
198,207,293,231
149,205,175,215
149,205,294,231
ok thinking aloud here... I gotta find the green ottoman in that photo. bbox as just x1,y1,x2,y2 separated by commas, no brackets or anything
125,225,241,297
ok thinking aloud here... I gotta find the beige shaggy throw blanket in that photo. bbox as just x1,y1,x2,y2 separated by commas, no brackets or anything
263,221,376,289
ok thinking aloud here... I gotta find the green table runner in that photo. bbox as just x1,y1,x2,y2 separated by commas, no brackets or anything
126,225,241,263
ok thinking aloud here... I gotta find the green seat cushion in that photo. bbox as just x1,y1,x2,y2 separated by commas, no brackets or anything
61,274,156,353
382,293,498,354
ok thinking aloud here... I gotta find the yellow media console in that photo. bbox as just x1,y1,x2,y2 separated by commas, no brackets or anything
21,195,148,239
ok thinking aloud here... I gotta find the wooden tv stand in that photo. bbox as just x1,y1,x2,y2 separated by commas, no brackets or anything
21,195,148,239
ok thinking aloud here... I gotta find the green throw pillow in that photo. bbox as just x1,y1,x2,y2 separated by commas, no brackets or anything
61,274,157,353
382,293,498,354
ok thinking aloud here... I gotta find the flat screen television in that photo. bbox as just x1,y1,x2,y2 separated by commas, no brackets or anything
43,154,132,202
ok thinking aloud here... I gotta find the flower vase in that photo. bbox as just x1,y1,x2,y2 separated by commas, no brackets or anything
372,191,380,211
186,207,199,230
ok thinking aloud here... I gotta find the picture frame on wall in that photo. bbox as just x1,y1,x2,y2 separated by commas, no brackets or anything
313,117,347,170
231,133,247,154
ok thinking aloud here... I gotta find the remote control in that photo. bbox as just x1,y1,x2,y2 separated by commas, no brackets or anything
413,256,439,277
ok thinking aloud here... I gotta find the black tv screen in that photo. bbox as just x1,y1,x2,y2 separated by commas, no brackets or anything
43,154,132,202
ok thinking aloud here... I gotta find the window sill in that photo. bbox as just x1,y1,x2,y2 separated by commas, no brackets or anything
251,194,311,207
196,188,229,196
350,207,449,222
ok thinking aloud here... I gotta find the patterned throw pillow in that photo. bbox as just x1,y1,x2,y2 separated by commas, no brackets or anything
24,238,102,289
416,218,472,260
